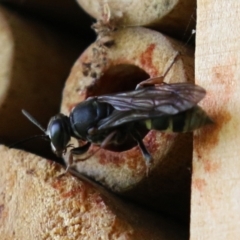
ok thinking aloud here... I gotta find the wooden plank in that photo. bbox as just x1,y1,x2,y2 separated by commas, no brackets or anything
191,0,240,239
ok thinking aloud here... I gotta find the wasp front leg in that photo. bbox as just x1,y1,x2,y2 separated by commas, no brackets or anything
70,142,92,155
64,142,92,172
69,131,118,167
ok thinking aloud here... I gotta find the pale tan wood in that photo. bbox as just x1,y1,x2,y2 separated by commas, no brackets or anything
191,1,240,239
76,0,196,39
0,146,187,239
61,27,194,221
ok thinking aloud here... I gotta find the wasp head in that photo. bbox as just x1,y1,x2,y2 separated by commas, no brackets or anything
14,110,72,158
46,114,72,157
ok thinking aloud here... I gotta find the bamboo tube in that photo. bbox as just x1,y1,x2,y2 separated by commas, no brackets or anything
190,1,240,239
76,0,196,39
0,6,84,156
0,146,187,239
61,27,194,221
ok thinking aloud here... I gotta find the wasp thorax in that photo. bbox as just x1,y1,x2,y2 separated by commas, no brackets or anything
69,98,113,139
46,114,71,156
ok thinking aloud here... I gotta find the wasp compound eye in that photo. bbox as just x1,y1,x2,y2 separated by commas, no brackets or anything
46,114,71,156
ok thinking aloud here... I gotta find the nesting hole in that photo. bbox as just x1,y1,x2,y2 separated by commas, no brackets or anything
87,64,150,96
88,64,150,152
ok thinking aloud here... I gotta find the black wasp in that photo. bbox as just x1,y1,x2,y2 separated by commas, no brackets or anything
21,79,212,170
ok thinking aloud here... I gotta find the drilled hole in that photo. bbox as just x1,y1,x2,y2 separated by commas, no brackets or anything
88,64,150,152
87,64,150,96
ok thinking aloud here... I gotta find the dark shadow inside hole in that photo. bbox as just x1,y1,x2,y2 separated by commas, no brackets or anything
87,64,150,96
87,64,151,152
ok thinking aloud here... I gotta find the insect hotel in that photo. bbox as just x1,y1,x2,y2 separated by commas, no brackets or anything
0,0,234,239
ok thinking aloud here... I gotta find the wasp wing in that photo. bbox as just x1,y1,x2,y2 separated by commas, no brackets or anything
97,109,166,130
97,83,206,130
97,83,206,114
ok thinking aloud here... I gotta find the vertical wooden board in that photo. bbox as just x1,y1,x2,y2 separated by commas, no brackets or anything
191,1,240,239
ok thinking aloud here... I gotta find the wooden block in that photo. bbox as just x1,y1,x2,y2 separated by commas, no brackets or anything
61,27,194,222
76,0,196,39
0,146,187,239
191,1,240,239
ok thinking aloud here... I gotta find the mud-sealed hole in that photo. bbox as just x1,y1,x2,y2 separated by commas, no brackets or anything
87,64,150,152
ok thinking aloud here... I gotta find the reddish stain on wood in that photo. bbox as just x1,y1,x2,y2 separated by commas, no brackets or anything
61,186,83,198
51,177,90,200
194,109,231,173
203,161,220,173
193,178,207,191
96,146,146,172
51,178,62,190
195,95,232,151
212,64,234,105
125,148,145,171
97,150,125,167
144,131,158,153
94,195,105,207
195,59,234,169
93,131,165,172
140,44,158,76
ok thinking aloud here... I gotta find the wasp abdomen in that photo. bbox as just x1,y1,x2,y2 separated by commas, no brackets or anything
144,106,212,133
182,106,213,132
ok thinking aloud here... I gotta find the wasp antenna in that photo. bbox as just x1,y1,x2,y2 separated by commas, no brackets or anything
22,109,46,133
9,134,49,149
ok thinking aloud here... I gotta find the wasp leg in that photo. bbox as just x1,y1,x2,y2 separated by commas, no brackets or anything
73,131,118,164
62,142,92,172
130,129,153,175
136,51,180,89
71,142,91,155
100,130,117,147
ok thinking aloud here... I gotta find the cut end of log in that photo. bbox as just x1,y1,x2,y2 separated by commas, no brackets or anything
60,27,194,222
0,145,187,239
61,27,194,184
77,0,196,40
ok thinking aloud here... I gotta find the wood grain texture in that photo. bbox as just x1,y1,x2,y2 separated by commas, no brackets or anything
191,1,240,239
0,146,187,239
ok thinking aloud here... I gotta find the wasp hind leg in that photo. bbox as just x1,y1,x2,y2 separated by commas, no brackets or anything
136,51,180,89
130,129,153,175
